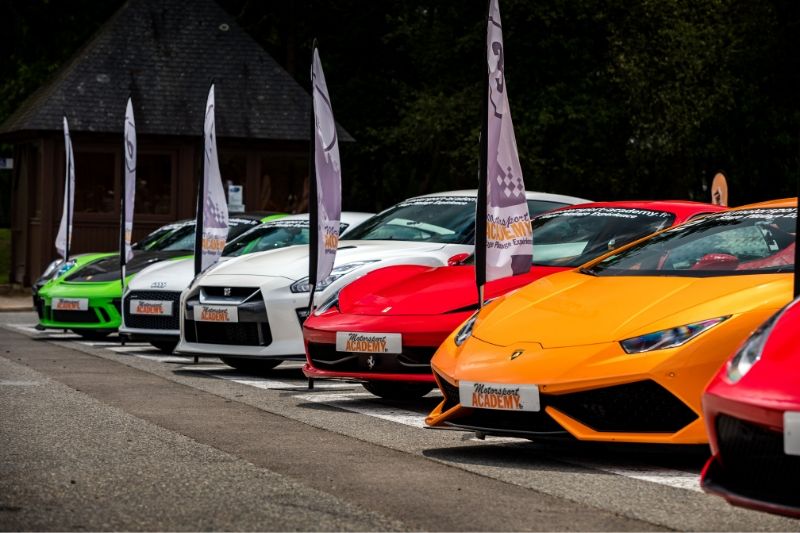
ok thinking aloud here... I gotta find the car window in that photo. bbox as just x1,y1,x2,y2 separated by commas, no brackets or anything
586,208,796,277
344,196,477,244
532,207,675,267
223,220,351,257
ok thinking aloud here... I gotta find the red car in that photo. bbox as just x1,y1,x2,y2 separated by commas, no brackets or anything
701,295,800,518
303,201,726,399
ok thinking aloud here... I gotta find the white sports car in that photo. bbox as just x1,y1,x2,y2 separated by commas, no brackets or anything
119,212,373,352
176,190,589,371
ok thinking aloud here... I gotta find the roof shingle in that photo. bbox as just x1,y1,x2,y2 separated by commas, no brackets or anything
0,0,350,141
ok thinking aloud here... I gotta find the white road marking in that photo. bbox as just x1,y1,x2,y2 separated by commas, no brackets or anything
294,391,429,428
562,460,702,492
107,345,154,354
0,380,42,386
203,372,352,391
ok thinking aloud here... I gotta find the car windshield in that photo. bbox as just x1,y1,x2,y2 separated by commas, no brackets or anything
532,207,676,267
344,196,569,244
133,222,191,250
224,220,352,257
585,208,796,277
153,218,260,252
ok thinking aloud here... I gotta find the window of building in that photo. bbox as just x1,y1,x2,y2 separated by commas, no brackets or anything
73,151,117,213
259,155,307,213
136,153,174,215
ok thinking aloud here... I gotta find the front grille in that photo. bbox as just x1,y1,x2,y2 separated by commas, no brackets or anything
436,373,460,412
446,408,567,436
51,309,99,324
123,291,181,330
184,319,272,346
308,342,434,374
715,414,800,508
548,380,698,433
202,286,259,299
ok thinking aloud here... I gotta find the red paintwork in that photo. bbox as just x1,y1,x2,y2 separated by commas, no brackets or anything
701,296,800,518
303,200,726,384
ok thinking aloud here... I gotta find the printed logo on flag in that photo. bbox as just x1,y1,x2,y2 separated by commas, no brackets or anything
484,0,531,282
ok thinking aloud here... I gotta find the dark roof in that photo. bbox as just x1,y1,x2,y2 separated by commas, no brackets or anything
0,0,352,141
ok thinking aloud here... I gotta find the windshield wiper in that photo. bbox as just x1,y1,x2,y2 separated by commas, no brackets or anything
579,266,599,276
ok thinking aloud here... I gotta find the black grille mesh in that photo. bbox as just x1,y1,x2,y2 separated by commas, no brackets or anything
184,320,271,346
548,380,698,433
308,342,433,374
123,291,181,330
51,309,99,324
715,414,800,509
436,373,460,412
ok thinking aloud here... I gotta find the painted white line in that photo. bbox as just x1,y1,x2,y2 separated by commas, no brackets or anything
107,345,154,353
80,341,147,347
8,324,40,335
0,380,42,386
561,459,701,493
294,391,428,428
204,372,352,391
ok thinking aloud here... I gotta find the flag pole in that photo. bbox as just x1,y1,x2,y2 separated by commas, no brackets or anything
307,39,319,316
794,136,800,298
306,39,320,390
65,116,72,262
475,0,491,309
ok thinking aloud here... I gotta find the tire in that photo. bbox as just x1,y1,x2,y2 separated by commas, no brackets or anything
220,357,282,373
150,341,178,354
71,329,111,340
362,381,435,400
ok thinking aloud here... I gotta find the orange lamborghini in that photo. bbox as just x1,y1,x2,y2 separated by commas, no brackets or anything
426,199,796,444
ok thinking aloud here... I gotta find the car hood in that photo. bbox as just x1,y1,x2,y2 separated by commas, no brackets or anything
339,264,566,316
472,270,793,348
203,240,464,281
127,257,200,292
64,251,189,283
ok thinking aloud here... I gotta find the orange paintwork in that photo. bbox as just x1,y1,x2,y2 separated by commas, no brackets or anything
426,198,797,444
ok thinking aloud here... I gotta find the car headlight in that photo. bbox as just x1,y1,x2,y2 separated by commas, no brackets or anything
620,316,729,354
41,259,65,279
314,289,341,315
290,261,379,293
55,259,77,277
726,311,781,383
454,311,480,346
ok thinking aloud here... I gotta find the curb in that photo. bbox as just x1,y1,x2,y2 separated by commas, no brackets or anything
0,307,34,313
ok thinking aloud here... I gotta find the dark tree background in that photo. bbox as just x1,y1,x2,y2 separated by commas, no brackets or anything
2,0,799,210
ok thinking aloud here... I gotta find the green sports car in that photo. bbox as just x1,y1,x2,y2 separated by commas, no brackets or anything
35,214,282,339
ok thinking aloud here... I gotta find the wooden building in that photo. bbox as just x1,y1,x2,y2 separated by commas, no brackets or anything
0,0,350,285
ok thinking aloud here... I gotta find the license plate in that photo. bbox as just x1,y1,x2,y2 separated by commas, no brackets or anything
52,298,88,311
335,332,402,354
784,412,800,456
193,304,238,323
130,299,173,316
458,381,540,412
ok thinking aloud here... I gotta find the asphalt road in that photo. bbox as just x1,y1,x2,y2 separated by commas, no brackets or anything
1,312,798,531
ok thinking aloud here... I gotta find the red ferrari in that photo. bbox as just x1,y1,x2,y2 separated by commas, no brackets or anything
303,201,726,399
701,295,800,518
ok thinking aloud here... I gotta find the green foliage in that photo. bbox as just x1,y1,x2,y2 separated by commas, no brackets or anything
2,0,798,209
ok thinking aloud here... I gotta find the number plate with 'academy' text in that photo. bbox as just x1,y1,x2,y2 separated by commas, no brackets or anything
458,381,540,412
193,305,238,323
130,299,173,316
336,332,402,354
52,298,88,311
